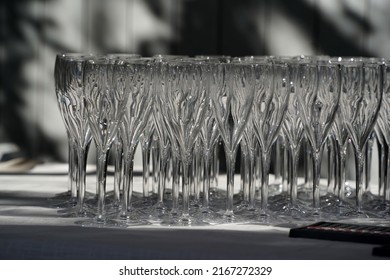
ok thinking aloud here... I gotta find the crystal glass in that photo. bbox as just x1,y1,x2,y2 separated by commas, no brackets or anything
277,57,309,219
339,58,383,217
80,57,129,227
54,54,78,206
297,57,341,217
251,57,290,222
159,59,210,225
330,58,364,217
148,77,174,220
146,55,187,220
116,58,154,225
366,60,389,216
54,53,93,216
210,60,255,221
195,60,223,221
107,53,140,208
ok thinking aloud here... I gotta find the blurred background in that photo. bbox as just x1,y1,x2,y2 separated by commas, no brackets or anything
1,0,390,170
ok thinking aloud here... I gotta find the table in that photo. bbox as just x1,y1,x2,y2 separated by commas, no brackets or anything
0,171,385,260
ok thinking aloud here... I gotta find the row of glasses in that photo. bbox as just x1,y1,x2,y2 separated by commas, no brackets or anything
54,53,390,228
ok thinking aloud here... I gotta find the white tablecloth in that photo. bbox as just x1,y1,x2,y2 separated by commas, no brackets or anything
0,172,385,259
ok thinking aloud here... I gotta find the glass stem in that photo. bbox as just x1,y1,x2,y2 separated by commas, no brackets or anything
260,151,271,215
240,151,245,197
190,157,195,197
203,154,211,210
157,151,167,206
152,142,159,196
96,149,109,222
305,140,313,191
290,149,299,207
171,156,180,214
67,139,74,193
194,151,202,204
165,154,173,194
142,145,150,198
70,141,78,204
182,160,191,220
385,149,390,202
127,156,135,213
332,140,339,195
243,153,250,204
282,142,289,194
365,136,374,194
247,153,254,209
212,144,219,189
255,145,262,201
338,146,347,204
77,143,90,215
225,151,237,216
249,150,257,209
121,146,136,217
354,148,365,213
274,137,282,187
113,140,123,207
312,150,322,215
327,138,335,195
378,141,387,200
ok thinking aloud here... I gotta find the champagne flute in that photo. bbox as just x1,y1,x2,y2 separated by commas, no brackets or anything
159,59,210,225
276,57,309,219
54,53,93,216
210,60,255,222
116,58,154,226
79,57,129,227
251,57,290,222
339,58,383,218
297,57,341,217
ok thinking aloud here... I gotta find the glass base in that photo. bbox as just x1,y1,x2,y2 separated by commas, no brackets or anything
145,201,168,221
244,210,284,225
216,210,243,224
160,212,210,226
234,206,258,221
75,217,127,228
276,202,311,221
192,207,224,225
